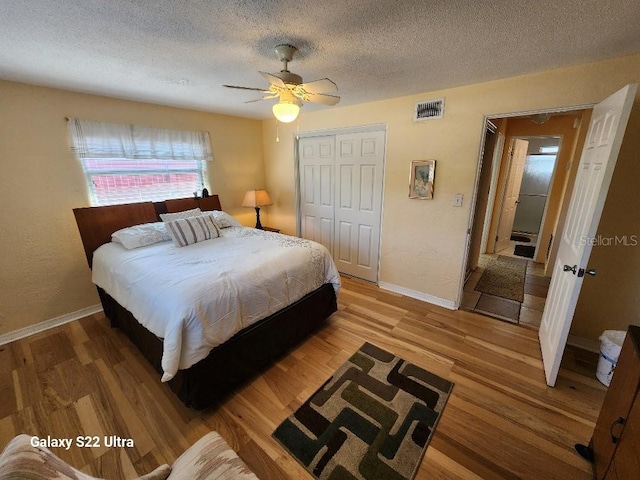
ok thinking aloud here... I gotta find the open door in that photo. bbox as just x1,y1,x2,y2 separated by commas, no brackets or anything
495,139,528,252
539,84,637,386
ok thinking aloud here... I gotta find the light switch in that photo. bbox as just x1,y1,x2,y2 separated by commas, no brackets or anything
453,193,464,207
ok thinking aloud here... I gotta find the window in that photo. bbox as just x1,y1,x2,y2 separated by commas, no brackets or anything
80,157,205,206
68,118,212,206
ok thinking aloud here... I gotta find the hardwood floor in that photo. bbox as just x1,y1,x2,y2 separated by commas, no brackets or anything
0,276,605,479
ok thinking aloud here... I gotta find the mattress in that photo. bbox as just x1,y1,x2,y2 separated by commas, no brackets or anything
92,227,340,382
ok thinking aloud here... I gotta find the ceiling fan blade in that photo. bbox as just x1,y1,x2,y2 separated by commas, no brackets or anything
299,78,338,94
305,93,341,106
245,94,278,103
223,85,270,93
259,71,286,88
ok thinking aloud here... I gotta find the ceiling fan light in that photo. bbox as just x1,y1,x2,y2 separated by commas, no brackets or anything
272,101,300,123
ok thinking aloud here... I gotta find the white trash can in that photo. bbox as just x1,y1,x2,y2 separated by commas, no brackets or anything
596,330,627,387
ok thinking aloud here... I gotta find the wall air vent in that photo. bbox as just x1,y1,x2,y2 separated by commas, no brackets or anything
414,98,445,121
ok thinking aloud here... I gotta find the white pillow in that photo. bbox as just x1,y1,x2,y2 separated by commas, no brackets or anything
111,222,171,249
165,214,221,247
159,208,202,223
210,210,242,228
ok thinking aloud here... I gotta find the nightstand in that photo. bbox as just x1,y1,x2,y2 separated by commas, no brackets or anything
262,226,281,233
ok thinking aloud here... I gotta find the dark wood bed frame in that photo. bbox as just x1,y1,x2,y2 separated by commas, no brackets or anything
73,195,337,409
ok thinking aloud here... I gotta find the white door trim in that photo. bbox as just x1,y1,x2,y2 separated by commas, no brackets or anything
296,123,387,139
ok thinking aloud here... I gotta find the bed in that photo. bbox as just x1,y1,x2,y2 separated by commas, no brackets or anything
73,195,339,409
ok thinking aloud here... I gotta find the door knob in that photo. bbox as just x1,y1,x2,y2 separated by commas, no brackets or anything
578,268,597,278
563,265,577,274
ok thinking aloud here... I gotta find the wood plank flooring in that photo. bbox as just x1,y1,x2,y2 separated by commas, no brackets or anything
0,276,606,479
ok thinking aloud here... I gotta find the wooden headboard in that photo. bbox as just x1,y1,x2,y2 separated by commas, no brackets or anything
163,195,221,214
73,195,222,267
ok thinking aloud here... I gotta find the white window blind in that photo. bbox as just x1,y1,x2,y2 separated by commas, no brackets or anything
68,118,212,206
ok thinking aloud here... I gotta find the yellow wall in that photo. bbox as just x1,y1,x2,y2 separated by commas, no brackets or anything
3,53,639,343
262,54,640,333
0,80,264,336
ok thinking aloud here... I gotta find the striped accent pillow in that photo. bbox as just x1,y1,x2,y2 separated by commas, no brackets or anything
165,214,221,247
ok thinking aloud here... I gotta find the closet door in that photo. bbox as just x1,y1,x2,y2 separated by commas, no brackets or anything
298,135,335,254
334,131,385,282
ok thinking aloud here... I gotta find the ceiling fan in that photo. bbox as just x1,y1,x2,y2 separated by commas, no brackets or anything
223,44,340,123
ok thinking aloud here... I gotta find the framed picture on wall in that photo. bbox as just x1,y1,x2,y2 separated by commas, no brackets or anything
409,160,436,199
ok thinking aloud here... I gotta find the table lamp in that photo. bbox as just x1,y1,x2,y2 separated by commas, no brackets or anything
242,189,273,229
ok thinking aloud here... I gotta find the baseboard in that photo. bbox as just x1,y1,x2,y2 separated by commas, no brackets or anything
0,304,103,346
567,334,600,354
378,282,456,310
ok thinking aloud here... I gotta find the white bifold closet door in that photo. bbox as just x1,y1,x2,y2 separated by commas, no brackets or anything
299,130,385,282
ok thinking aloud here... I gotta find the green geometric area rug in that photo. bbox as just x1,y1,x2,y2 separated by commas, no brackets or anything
273,342,454,480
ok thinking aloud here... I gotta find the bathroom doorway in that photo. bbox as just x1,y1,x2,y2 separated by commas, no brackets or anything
502,136,561,260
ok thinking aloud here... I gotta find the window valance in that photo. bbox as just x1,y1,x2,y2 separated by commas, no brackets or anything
67,118,213,161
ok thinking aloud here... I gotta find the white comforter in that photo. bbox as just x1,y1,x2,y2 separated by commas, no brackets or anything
92,227,340,382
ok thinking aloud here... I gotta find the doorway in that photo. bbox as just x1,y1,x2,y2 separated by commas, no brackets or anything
497,136,562,259
462,109,591,327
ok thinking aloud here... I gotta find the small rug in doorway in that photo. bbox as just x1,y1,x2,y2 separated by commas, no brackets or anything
514,244,535,258
510,234,531,243
273,342,453,480
474,258,526,302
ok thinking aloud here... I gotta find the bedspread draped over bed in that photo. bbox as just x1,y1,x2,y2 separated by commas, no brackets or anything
92,227,341,382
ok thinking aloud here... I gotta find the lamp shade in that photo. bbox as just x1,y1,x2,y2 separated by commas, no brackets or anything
242,189,273,208
272,101,300,123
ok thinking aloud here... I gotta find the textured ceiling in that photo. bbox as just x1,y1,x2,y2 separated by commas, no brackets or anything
2,0,640,119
